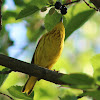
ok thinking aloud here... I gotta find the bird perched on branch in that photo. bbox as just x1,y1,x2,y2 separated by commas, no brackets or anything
22,18,65,95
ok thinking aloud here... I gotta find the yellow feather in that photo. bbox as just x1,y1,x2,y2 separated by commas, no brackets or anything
22,20,65,95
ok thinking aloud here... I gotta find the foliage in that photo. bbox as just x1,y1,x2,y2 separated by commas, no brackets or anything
59,90,77,100
16,6,40,20
0,68,9,87
0,0,100,100
8,86,34,100
78,90,100,100
61,73,96,89
91,54,100,85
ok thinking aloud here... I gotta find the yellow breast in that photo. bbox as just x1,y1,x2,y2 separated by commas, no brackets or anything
33,21,65,69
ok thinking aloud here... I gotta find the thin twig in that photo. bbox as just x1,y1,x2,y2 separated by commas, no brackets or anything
48,0,80,7
90,0,100,9
0,92,14,100
83,0,98,11
63,0,80,6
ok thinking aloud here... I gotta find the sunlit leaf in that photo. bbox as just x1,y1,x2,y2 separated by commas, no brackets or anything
8,86,34,100
64,2,95,39
91,54,100,85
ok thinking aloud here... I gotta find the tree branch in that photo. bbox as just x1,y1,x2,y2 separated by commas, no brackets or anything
0,54,67,85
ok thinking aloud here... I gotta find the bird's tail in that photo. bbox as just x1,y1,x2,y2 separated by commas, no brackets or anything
22,76,37,95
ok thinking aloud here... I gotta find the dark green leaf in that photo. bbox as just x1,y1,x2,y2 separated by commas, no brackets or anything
2,11,17,20
91,54,100,85
16,5,39,19
64,2,95,39
8,86,34,100
61,73,96,89
2,0,6,5
0,68,9,87
78,90,100,100
14,0,25,6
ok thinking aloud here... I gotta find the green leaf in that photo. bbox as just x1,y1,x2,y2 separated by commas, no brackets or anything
44,11,62,31
14,0,25,6
60,95,77,100
78,90,100,100
8,86,34,100
16,5,39,19
61,73,96,90
3,11,17,20
60,91,77,100
0,68,9,87
91,54,100,85
44,3,95,39
64,2,95,39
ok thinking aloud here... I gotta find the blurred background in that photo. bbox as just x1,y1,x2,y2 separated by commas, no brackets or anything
0,0,100,100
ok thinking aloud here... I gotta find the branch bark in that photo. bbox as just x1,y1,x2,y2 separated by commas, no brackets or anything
0,54,67,85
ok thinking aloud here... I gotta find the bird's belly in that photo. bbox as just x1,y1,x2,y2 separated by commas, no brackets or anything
34,38,64,69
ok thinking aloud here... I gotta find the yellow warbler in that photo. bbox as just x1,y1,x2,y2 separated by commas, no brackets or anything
22,18,65,95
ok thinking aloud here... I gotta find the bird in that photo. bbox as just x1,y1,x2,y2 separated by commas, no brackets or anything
22,18,65,95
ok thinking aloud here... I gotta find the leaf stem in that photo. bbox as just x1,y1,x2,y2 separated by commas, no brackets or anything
83,0,98,11
63,0,80,6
